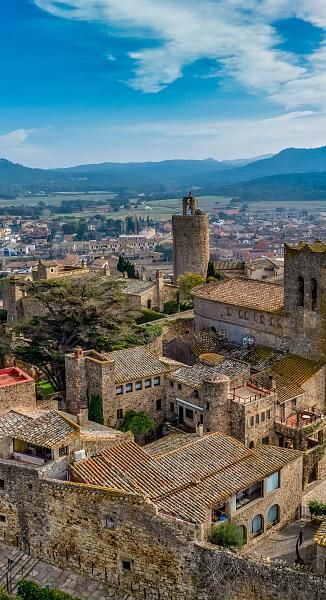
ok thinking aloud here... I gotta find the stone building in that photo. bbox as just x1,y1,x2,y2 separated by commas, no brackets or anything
0,429,306,599
120,270,177,312
65,347,183,429
3,259,90,323
0,367,36,415
172,194,210,284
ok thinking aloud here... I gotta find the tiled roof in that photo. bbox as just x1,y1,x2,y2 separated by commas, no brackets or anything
236,346,287,372
71,433,301,524
1,411,78,448
144,433,202,457
272,354,325,386
314,520,326,547
120,279,155,295
106,347,168,384
193,277,284,313
252,371,304,404
168,359,248,388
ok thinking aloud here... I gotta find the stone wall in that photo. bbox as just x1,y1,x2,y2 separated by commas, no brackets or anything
0,380,36,416
230,394,276,447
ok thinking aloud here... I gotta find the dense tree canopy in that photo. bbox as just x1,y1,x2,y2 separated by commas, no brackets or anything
1,276,144,391
177,272,205,302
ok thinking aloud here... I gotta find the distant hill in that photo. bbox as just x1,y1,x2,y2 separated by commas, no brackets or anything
0,145,326,199
216,171,326,202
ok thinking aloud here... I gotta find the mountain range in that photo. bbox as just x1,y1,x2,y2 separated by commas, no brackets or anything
1,145,326,201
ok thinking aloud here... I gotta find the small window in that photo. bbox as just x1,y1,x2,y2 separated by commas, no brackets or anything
122,560,131,571
250,416,254,427
153,377,161,386
178,383,182,391
170,381,174,388
0,515,5,523
170,402,174,412
266,409,271,420
125,383,133,393
298,276,304,307
144,379,152,388
267,504,280,525
59,446,68,457
117,409,123,420
0,480,4,490
249,441,255,449
103,516,116,529
156,399,162,411
239,310,243,319
251,514,263,536
266,471,280,492
116,385,123,396
206,402,210,410
260,315,265,324
185,408,193,420
194,390,199,399
255,414,259,425
261,412,265,422
262,436,269,445
135,381,142,391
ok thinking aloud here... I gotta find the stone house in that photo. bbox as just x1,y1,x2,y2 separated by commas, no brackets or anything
0,430,304,600
0,367,36,415
120,271,177,312
65,347,183,429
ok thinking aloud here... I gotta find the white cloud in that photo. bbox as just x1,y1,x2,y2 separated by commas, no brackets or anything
0,129,31,151
34,1,326,108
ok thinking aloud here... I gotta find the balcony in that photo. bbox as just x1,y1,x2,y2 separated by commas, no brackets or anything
275,409,325,431
236,481,263,510
229,382,272,405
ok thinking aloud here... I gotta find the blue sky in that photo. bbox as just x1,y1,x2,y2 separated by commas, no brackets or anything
1,0,326,167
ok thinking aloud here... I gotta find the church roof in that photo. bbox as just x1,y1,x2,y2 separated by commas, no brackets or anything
193,277,284,314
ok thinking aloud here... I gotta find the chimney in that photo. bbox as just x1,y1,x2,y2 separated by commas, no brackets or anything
196,424,204,438
74,347,84,360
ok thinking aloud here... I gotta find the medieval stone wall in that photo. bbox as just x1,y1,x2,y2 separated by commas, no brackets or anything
0,380,36,416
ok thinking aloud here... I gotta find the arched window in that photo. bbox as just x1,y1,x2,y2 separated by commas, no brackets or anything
249,441,255,449
311,278,317,311
211,326,217,333
267,504,280,526
251,514,263,536
298,276,304,307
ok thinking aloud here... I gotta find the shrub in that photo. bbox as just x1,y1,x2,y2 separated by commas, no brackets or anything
209,521,244,548
88,393,104,425
137,309,165,324
307,499,326,517
119,410,155,434
0,587,15,600
18,580,80,600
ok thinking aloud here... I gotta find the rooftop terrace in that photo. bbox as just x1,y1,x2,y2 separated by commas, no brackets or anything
0,368,33,388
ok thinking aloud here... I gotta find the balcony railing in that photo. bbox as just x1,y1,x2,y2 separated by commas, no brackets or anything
275,410,325,430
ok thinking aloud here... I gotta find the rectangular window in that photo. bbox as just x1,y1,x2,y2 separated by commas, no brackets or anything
185,408,193,420
0,515,5,523
0,480,4,490
255,414,259,425
262,436,269,445
236,480,263,510
206,402,210,410
125,383,133,393
116,385,123,396
156,399,162,411
122,560,131,571
59,446,68,457
178,383,182,390
144,379,152,388
266,409,271,420
135,381,142,391
170,402,174,412
153,377,161,386
250,416,254,427
261,412,265,422
170,381,174,388
266,471,280,493
103,516,116,529
117,409,123,420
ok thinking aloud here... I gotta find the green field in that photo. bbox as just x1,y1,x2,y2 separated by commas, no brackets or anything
0,192,116,208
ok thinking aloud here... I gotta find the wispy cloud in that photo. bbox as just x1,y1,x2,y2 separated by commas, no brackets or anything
34,1,326,108
0,129,31,150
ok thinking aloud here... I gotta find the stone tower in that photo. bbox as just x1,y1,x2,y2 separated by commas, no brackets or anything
284,241,326,358
172,193,210,284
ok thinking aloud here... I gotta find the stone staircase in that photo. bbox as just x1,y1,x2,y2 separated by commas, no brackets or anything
0,547,39,594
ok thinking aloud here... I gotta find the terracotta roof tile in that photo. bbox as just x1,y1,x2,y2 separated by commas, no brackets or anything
71,433,302,524
168,360,248,388
272,354,325,386
7,411,78,448
193,277,284,313
106,347,168,384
